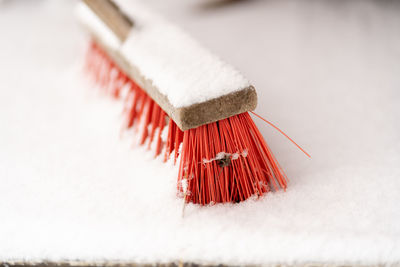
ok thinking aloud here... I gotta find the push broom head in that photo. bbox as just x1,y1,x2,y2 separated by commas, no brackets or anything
77,0,289,205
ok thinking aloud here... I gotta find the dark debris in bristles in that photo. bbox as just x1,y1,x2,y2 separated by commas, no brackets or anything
217,155,232,168
85,40,288,205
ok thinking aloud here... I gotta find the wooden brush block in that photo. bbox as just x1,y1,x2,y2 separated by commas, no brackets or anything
81,0,257,131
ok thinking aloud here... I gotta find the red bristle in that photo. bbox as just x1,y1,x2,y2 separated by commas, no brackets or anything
85,41,289,205
155,110,166,157
125,91,139,128
140,97,154,145
98,50,108,88
164,118,176,162
148,103,161,149
173,125,183,165
103,60,113,92
164,118,175,162
127,83,146,129
93,48,103,85
123,81,136,114
112,71,127,99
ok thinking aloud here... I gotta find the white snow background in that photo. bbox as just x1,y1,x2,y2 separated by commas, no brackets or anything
0,0,399,265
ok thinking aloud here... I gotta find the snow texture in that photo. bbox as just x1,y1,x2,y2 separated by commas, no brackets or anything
1,0,400,265
116,0,251,108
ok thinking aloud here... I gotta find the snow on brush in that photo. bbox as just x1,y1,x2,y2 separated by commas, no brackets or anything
115,0,250,108
1,0,400,266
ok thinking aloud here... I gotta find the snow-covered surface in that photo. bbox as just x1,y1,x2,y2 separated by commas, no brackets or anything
117,0,250,108
75,1,121,49
1,0,400,265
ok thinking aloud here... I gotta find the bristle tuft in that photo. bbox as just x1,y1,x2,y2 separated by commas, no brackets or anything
85,40,287,205
175,113,287,204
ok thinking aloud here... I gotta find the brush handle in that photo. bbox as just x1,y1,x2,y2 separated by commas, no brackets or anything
82,0,133,42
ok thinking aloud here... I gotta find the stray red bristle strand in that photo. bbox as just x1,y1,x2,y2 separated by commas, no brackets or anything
250,111,311,158
86,40,289,205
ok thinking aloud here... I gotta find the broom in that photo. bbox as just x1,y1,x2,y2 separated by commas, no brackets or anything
76,0,309,205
